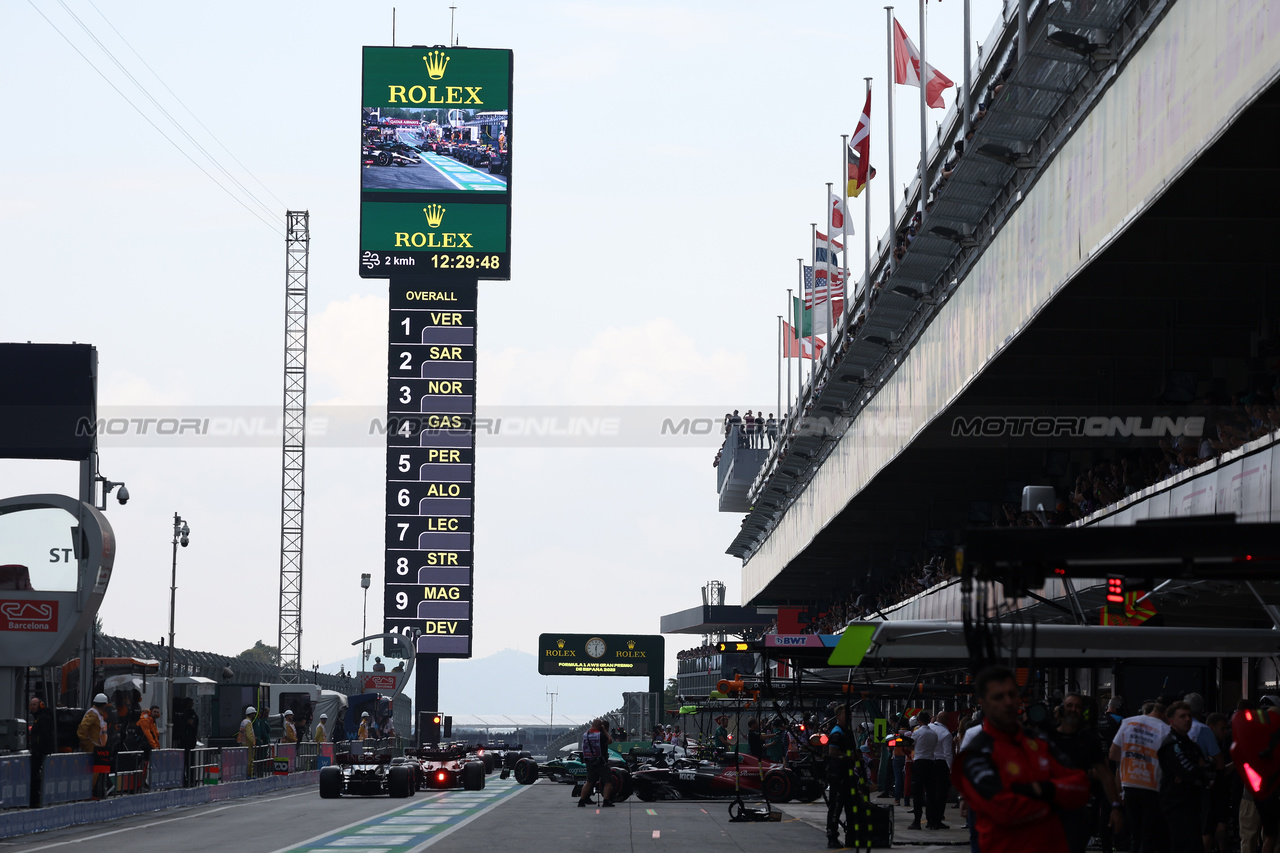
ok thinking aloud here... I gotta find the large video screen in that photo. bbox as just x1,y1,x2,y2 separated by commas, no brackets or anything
359,46,512,279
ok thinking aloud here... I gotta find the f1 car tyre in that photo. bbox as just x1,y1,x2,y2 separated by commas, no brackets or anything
376,150,392,167
500,767,510,780
389,765,412,798
762,769,794,803
462,761,486,791
634,782,657,802
319,765,342,799
608,767,633,803
513,757,539,785
481,753,495,773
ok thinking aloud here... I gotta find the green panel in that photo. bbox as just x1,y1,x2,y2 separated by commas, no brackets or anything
361,201,507,252
363,46,510,110
827,623,877,666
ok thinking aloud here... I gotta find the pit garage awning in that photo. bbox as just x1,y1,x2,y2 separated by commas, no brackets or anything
842,620,1280,664
660,604,775,635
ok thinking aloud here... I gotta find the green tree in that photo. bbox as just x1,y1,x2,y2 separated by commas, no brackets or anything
664,677,679,713
237,640,280,665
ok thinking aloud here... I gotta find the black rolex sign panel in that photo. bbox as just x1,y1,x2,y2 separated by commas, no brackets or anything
537,633,664,677
384,280,478,657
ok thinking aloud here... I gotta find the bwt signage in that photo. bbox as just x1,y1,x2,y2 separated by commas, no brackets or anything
360,46,513,280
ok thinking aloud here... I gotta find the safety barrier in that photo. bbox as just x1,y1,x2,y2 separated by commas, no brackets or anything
0,754,30,809
273,744,296,775
41,754,93,806
149,749,185,791
111,750,147,795
250,744,275,779
189,747,220,787
220,747,248,783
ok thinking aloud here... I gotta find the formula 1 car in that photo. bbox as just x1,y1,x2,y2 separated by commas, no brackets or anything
485,741,531,774
361,140,423,167
409,744,487,791
629,752,825,803
319,751,418,798
513,749,633,801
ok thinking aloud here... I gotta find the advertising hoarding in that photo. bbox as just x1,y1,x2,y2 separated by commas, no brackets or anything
537,633,664,677
360,46,512,280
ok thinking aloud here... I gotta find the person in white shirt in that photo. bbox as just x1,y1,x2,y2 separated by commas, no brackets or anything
927,712,955,829
1108,702,1171,853
909,710,939,830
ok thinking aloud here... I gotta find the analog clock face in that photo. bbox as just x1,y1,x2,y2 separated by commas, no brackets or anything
586,637,607,658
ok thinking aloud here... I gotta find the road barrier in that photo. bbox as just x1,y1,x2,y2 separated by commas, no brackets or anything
41,754,93,807
0,755,30,810
220,747,248,783
150,750,185,790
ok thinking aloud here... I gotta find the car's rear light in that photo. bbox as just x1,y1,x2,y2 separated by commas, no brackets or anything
438,772,447,782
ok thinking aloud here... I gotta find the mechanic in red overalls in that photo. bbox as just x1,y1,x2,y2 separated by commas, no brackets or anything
953,665,1090,853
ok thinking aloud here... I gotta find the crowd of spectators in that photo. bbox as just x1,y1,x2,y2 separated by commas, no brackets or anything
676,644,717,662
713,409,780,466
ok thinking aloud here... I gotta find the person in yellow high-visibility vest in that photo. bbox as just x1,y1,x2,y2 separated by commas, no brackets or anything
77,694,110,798
357,711,371,741
238,706,257,777
283,709,298,744
314,713,328,743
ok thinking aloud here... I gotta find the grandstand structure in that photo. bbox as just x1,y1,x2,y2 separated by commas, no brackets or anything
716,0,1280,701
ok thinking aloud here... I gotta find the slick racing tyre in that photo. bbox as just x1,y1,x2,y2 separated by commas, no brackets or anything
463,761,486,790
318,766,342,799
388,766,411,798
608,767,633,803
762,769,794,803
514,757,539,785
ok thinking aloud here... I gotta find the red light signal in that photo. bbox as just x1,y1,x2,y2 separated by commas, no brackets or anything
1106,577,1124,603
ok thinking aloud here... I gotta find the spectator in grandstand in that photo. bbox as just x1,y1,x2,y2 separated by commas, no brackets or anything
766,414,778,446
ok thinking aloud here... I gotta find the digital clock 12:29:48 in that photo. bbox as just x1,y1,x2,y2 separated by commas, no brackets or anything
431,253,501,270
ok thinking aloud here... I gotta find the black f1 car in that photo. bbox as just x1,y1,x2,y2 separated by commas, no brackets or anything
628,752,825,803
513,750,633,801
319,751,418,798
362,140,424,167
410,744,486,791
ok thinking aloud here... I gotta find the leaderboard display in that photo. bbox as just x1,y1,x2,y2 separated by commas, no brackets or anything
383,280,478,657
360,46,513,280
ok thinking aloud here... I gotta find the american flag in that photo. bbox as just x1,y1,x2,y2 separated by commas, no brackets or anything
803,265,847,309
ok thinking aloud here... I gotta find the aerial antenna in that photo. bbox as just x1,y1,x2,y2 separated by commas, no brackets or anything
449,6,456,45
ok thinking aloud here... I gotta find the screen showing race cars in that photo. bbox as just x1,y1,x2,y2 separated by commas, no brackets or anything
384,280,478,658
360,46,512,280
537,633,664,677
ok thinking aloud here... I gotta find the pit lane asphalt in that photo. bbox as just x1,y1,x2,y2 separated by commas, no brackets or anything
359,133,507,192
2,777,868,853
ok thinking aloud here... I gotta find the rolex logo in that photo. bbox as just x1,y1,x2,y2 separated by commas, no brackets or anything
556,639,565,649
627,640,635,650
423,204,446,228
423,51,450,80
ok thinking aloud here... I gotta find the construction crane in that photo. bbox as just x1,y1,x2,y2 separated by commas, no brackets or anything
277,211,309,681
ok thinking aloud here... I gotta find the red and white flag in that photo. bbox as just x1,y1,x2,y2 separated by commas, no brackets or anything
893,18,954,109
828,191,850,237
782,321,825,360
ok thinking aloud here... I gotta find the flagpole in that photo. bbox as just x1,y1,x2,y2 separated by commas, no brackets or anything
794,261,803,416
918,0,929,225
884,5,897,273
776,314,782,435
808,223,816,391
840,138,850,316
962,0,972,140
863,78,873,310
825,181,836,361
785,287,793,425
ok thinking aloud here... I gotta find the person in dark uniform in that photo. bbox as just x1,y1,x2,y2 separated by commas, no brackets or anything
825,704,873,849
577,718,614,807
28,696,56,806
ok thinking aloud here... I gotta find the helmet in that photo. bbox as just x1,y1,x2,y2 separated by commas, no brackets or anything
93,693,108,704
246,706,257,715
320,713,328,720
361,711,370,718
284,709,293,716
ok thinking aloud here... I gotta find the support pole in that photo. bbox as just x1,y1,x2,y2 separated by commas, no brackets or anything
786,287,794,427
962,0,973,140
863,79,873,310
884,6,897,273
918,0,929,223
776,314,782,432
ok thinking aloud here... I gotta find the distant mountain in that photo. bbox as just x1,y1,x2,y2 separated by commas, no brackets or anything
320,647,642,717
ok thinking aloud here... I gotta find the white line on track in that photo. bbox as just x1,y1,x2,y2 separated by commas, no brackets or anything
263,793,445,853
403,784,530,853
19,790,314,851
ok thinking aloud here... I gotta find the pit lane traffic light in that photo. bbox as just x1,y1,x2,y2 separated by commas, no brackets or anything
420,710,443,745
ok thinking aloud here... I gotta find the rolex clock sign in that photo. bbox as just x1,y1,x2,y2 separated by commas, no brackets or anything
537,633,664,677
360,46,513,280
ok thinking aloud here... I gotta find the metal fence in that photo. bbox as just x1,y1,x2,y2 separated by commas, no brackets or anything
188,747,220,787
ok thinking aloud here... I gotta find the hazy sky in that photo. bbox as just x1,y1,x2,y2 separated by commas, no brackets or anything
1,0,1004,714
